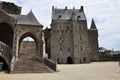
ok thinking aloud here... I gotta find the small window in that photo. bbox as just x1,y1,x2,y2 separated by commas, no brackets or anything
58,15,62,19
59,24,61,29
79,25,82,30
68,48,70,52
58,24,63,29
81,46,83,51
66,26,69,30
60,37,63,41
60,37,62,40
77,16,81,19
61,30,64,33
80,35,83,40
57,58,59,64
60,47,62,51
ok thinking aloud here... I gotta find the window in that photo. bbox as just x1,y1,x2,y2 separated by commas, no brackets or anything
68,48,70,52
79,25,82,30
66,26,69,30
80,35,83,40
59,24,62,29
77,15,81,19
81,46,83,51
60,37,63,41
58,15,62,19
57,58,59,64
0,44,1,49
58,24,63,29
60,47,62,51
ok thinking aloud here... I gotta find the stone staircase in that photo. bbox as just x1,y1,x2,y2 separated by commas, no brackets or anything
12,57,53,73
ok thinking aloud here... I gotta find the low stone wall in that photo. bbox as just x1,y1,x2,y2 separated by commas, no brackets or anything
20,41,36,54
44,58,57,71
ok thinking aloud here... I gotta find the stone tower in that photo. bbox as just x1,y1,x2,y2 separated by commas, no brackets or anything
88,19,99,61
48,6,99,64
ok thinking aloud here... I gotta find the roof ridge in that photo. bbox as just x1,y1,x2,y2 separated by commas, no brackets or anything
26,10,43,26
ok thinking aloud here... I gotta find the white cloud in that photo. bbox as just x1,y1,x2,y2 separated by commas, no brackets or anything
1,0,120,50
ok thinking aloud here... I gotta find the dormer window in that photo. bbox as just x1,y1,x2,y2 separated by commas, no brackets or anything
58,15,62,19
77,15,81,19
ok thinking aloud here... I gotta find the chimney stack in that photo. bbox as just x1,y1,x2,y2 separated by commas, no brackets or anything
52,6,54,10
73,6,75,10
80,6,84,12
65,6,67,10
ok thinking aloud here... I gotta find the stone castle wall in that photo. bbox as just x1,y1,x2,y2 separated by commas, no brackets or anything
20,41,36,55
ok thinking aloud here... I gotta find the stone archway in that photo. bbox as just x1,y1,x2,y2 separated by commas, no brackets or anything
83,57,86,62
67,56,73,64
0,56,9,72
0,22,14,47
0,22,13,73
18,32,39,59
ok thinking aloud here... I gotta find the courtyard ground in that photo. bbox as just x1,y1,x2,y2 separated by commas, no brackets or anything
0,61,120,80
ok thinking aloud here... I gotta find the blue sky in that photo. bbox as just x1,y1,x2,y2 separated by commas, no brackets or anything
1,0,120,50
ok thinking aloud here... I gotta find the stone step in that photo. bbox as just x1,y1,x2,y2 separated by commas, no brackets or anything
12,59,53,73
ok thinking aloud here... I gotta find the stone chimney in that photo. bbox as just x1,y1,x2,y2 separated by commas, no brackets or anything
79,6,84,12
73,6,75,10
65,6,67,10
52,6,54,10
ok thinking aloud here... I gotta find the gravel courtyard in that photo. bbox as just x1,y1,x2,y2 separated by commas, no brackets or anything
0,62,120,80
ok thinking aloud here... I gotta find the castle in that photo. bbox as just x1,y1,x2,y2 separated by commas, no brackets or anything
44,6,99,64
0,1,99,73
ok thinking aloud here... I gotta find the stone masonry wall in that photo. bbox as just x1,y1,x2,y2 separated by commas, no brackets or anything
19,41,36,58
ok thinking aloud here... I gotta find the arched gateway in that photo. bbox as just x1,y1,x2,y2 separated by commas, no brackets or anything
0,2,56,73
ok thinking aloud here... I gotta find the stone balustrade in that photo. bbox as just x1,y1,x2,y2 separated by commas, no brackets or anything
0,41,12,60
44,58,57,71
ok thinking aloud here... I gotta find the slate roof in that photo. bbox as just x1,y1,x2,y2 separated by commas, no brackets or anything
0,1,3,3
90,19,97,29
52,9,86,20
9,11,42,26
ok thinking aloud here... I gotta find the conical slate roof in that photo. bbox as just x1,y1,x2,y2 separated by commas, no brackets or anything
90,19,97,29
9,10,42,26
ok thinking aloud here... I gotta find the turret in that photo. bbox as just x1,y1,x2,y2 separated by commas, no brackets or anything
90,19,97,30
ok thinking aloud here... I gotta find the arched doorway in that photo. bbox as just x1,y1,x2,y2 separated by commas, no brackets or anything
0,56,9,72
0,22,14,47
57,58,59,64
18,32,38,60
83,57,86,62
67,57,73,64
